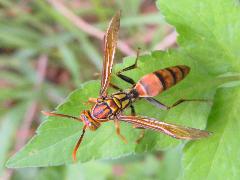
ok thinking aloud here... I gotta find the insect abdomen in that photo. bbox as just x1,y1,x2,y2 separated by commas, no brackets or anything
134,65,190,97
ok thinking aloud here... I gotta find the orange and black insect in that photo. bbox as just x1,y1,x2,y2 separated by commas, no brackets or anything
42,11,210,161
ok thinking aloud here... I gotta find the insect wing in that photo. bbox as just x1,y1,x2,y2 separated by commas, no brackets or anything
100,11,121,97
118,115,211,140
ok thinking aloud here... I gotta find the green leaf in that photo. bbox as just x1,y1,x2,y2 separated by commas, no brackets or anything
6,51,221,168
66,162,112,180
6,0,240,168
157,0,240,74
119,146,183,180
156,0,240,179
37,166,65,180
182,87,240,180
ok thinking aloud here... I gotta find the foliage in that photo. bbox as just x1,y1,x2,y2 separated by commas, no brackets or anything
6,52,217,167
1,0,240,179
0,0,165,179
158,0,240,179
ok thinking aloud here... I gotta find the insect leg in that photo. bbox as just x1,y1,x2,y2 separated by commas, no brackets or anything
72,125,87,162
132,124,145,144
145,98,168,110
116,73,136,85
169,98,211,109
116,48,140,85
145,97,210,110
114,119,128,144
88,97,98,103
130,105,145,143
135,129,145,144
109,83,123,91
130,105,136,116
118,48,140,73
84,97,98,106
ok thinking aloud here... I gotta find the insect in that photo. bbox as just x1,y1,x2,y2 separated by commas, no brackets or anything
42,11,210,161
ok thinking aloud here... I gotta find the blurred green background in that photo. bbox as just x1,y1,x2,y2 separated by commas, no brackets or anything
0,0,178,179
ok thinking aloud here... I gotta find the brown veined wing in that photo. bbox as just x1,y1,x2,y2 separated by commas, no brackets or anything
118,115,211,140
100,11,121,97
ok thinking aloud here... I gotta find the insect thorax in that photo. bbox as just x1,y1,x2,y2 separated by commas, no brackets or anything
91,90,138,120
91,98,119,120
112,90,137,110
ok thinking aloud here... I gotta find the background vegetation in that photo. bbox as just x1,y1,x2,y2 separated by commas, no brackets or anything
1,0,240,180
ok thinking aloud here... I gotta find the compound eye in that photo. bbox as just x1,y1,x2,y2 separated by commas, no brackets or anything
81,113,92,127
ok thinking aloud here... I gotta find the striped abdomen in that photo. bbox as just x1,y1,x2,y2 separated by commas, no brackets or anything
134,65,190,97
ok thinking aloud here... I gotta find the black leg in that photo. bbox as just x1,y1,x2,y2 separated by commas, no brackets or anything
130,105,136,116
169,98,211,109
145,97,211,110
114,119,128,144
145,98,168,110
116,48,140,85
129,103,145,144
109,83,123,91
117,74,136,85
118,48,140,73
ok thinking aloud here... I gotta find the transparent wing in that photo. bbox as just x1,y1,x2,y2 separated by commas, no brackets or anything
118,115,211,140
100,11,121,97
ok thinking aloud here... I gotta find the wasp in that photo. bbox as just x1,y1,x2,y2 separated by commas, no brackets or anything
43,11,210,161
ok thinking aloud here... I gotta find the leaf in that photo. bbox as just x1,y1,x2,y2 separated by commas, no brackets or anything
120,147,183,180
157,0,240,74
181,87,240,180
6,0,240,168
66,162,112,180
37,166,65,180
156,0,240,179
94,146,182,180
6,51,220,168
